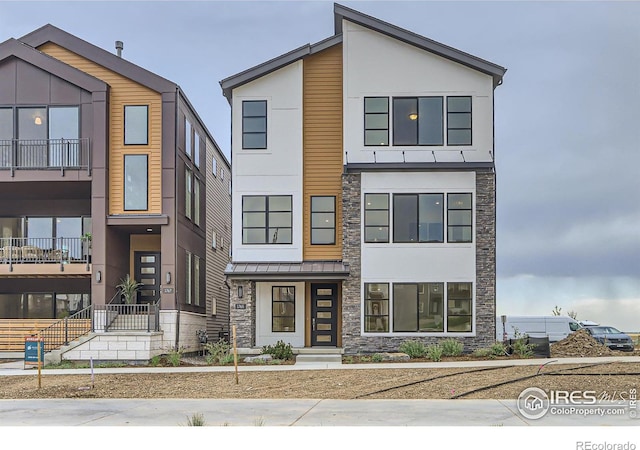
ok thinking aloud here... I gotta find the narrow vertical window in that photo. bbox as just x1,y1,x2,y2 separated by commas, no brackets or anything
447,282,472,332
447,96,472,145
0,108,13,168
185,251,192,305
185,119,192,160
185,168,192,219
195,133,203,168
364,97,389,146
49,106,80,166
124,155,148,211
364,283,389,332
124,105,148,145
311,196,336,245
242,100,267,149
364,194,389,243
447,193,472,243
193,178,201,226
272,286,295,332
194,256,201,306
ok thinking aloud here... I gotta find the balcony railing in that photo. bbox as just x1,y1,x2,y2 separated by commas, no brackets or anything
0,237,90,270
0,138,91,176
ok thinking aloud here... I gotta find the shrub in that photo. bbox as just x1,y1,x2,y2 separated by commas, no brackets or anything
166,346,185,367
427,344,443,362
185,413,206,426
473,347,493,358
149,355,162,366
399,340,427,358
511,338,535,358
490,342,507,356
203,338,231,365
371,353,384,363
261,340,294,360
440,338,464,356
219,353,235,365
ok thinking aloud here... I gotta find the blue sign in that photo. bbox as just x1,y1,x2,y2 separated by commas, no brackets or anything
24,337,44,365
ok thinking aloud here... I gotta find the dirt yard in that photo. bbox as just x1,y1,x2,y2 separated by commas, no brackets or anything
1,331,637,400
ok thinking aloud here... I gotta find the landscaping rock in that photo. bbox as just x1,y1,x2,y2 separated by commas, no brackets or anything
379,352,410,361
244,354,272,363
550,329,615,357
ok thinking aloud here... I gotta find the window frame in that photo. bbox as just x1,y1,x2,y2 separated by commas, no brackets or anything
123,154,148,211
447,193,473,243
242,100,267,149
364,97,389,146
185,119,192,160
242,195,293,245
185,168,192,220
124,105,149,146
310,196,336,245
364,283,389,333
392,193,444,243
446,96,472,146
392,96,444,146
364,193,389,243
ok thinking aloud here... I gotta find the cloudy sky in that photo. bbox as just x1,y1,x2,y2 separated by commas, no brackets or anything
2,0,639,331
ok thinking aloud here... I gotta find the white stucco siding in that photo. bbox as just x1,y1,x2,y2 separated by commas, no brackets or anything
231,62,304,262
361,171,476,282
343,20,495,163
255,281,305,347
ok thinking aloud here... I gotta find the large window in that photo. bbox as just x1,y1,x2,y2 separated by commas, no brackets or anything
124,105,148,145
364,97,389,146
311,196,335,245
393,194,443,243
364,283,389,332
124,155,148,210
393,97,443,146
0,293,90,319
364,194,389,243
272,286,295,332
363,282,471,334
48,106,79,166
242,195,292,244
242,100,267,149
447,193,472,243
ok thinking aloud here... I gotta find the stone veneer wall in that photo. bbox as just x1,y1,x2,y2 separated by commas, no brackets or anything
229,279,256,348
341,169,496,354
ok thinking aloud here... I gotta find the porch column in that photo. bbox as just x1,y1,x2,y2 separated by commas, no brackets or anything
229,280,255,348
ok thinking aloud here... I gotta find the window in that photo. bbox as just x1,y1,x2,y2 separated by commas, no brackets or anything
48,106,79,166
124,105,148,145
194,255,201,306
185,119,192,160
311,196,335,245
447,282,472,332
185,168,192,219
124,155,148,210
364,97,389,146
447,96,472,145
193,178,201,226
364,194,389,243
195,133,203,168
242,100,267,149
393,97,443,146
447,193,472,243
212,158,217,177
393,194,443,243
392,283,444,333
185,251,192,304
0,108,12,167
272,286,295,332
18,107,47,167
242,195,292,244
364,283,389,332
211,230,217,249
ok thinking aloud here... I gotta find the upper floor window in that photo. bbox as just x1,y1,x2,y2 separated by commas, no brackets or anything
364,193,389,243
447,97,472,146
447,193,472,243
242,100,267,149
242,195,292,244
185,168,192,220
364,97,389,146
195,133,203,168
193,177,201,226
393,97,443,146
393,193,443,243
124,154,148,211
311,196,336,245
185,119,192,160
124,105,148,145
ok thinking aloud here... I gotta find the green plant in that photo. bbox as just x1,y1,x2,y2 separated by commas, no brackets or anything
166,346,185,367
220,353,235,365
203,338,231,365
473,347,493,358
261,340,293,360
510,329,535,358
440,338,464,356
426,344,443,362
185,413,206,426
371,353,384,363
149,355,162,366
490,342,507,356
359,355,371,362
116,274,143,304
343,355,354,364
399,340,427,358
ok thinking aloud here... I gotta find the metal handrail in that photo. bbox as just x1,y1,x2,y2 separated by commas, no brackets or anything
0,236,89,272
37,305,93,352
0,138,91,176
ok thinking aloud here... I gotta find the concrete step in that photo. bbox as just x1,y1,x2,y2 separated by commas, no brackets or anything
295,353,342,364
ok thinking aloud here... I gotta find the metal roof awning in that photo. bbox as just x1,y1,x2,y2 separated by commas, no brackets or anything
225,261,350,280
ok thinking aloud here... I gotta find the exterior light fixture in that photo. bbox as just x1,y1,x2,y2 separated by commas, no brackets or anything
166,272,171,284
96,270,102,283
237,285,244,299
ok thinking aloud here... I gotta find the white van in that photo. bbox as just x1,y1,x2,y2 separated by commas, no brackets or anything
496,316,582,343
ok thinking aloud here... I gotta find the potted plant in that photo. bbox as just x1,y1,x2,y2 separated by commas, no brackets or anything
116,274,142,304
82,232,92,262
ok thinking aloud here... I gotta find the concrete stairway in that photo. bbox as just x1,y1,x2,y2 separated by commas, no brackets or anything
295,347,343,365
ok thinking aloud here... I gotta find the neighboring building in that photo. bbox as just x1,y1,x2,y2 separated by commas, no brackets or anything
221,4,505,353
0,25,230,359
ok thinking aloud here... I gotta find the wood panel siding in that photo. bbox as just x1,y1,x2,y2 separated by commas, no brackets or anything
303,44,343,260
38,43,163,215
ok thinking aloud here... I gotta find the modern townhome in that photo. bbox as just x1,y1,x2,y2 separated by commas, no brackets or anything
221,3,506,354
0,25,231,360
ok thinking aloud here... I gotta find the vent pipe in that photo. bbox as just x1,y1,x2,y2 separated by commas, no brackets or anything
115,41,123,57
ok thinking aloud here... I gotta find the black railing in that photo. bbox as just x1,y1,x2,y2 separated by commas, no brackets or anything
0,138,91,176
0,237,90,271
38,305,93,352
94,299,161,333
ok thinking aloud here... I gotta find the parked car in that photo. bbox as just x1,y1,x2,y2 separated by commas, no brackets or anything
585,326,635,352
497,315,582,343
579,320,599,327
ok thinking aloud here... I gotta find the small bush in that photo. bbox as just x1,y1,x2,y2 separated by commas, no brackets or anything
371,353,384,363
186,413,206,426
427,344,443,362
261,340,294,360
440,338,464,356
490,342,507,356
219,353,235,365
343,356,354,364
203,338,231,365
399,340,427,358
473,347,493,358
166,346,185,367
149,355,162,366
511,338,535,358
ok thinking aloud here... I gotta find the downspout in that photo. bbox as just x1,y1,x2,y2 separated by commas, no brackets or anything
174,86,181,351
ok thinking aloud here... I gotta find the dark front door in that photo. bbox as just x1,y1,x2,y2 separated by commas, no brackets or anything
134,251,160,304
311,283,338,346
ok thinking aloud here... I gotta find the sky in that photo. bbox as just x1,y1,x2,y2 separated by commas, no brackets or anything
1,0,639,331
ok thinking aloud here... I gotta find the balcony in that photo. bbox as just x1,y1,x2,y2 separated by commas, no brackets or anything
0,237,91,276
0,138,91,176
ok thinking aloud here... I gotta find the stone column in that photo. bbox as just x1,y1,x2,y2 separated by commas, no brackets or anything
342,172,362,353
229,280,256,348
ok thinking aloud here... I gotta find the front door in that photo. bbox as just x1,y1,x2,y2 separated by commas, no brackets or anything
134,251,160,304
311,283,338,346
